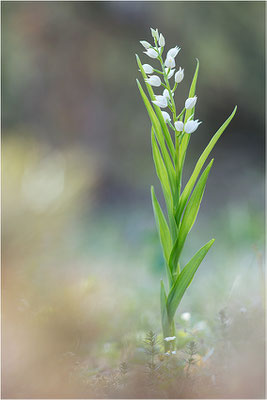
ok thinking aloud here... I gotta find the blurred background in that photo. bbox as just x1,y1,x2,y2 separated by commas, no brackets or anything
2,1,265,398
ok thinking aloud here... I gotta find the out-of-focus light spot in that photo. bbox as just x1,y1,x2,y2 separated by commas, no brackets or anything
181,312,191,321
21,152,65,213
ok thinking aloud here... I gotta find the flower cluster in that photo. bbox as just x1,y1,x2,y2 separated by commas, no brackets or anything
140,28,201,135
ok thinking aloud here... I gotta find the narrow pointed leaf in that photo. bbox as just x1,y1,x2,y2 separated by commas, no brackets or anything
170,159,213,272
136,54,175,160
151,186,173,278
151,129,177,241
177,106,237,223
167,239,215,322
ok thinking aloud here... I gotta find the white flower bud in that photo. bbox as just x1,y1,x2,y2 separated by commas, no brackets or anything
150,28,159,41
140,40,151,49
184,118,202,134
185,96,197,109
165,55,175,68
175,67,184,83
145,75,161,87
144,48,158,59
163,89,170,100
165,68,175,79
142,64,154,74
167,46,181,58
159,33,165,47
174,121,184,132
152,95,168,108
161,111,171,123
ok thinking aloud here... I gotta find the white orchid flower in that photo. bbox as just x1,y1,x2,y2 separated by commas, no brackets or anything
165,55,175,69
161,111,171,123
145,75,161,87
152,95,168,108
184,118,202,134
165,68,175,79
163,89,170,100
140,40,151,49
175,67,184,83
150,28,159,41
167,46,181,58
142,64,154,74
164,336,176,342
185,96,197,109
174,121,184,132
144,48,158,59
159,33,165,47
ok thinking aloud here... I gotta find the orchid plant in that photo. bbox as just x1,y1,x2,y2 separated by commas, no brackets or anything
136,28,236,352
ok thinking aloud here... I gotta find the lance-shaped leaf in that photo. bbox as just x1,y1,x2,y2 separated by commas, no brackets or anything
136,79,176,197
179,59,199,168
136,54,175,160
160,280,172,341
167,239,215,322
151,129,177,241
176,106,237,224
151,186,173,283
169,159,213,273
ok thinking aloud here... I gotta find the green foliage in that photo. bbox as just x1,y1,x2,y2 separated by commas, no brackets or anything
136,28,236,348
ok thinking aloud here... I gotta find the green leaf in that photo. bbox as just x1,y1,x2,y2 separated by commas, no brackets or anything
151,186,173,283
177,106,237,223
151,129,177,241
170,159,213,273
136,54,175,160
167,239,215,322
136,79,176,198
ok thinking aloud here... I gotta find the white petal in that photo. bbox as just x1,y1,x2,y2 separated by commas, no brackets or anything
165,56,175,68
152,95,168,108
184,119,202,134
140,40,152,49
165,68,175,79
142,64,154,74
167,46,181,58
161,111,171,123
175,67,184,83
185,96,197,109
163,89,170,99
145,75,161,87
144,48,158,59
174,121,184,132
159,33,165,47
150,28,159,41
